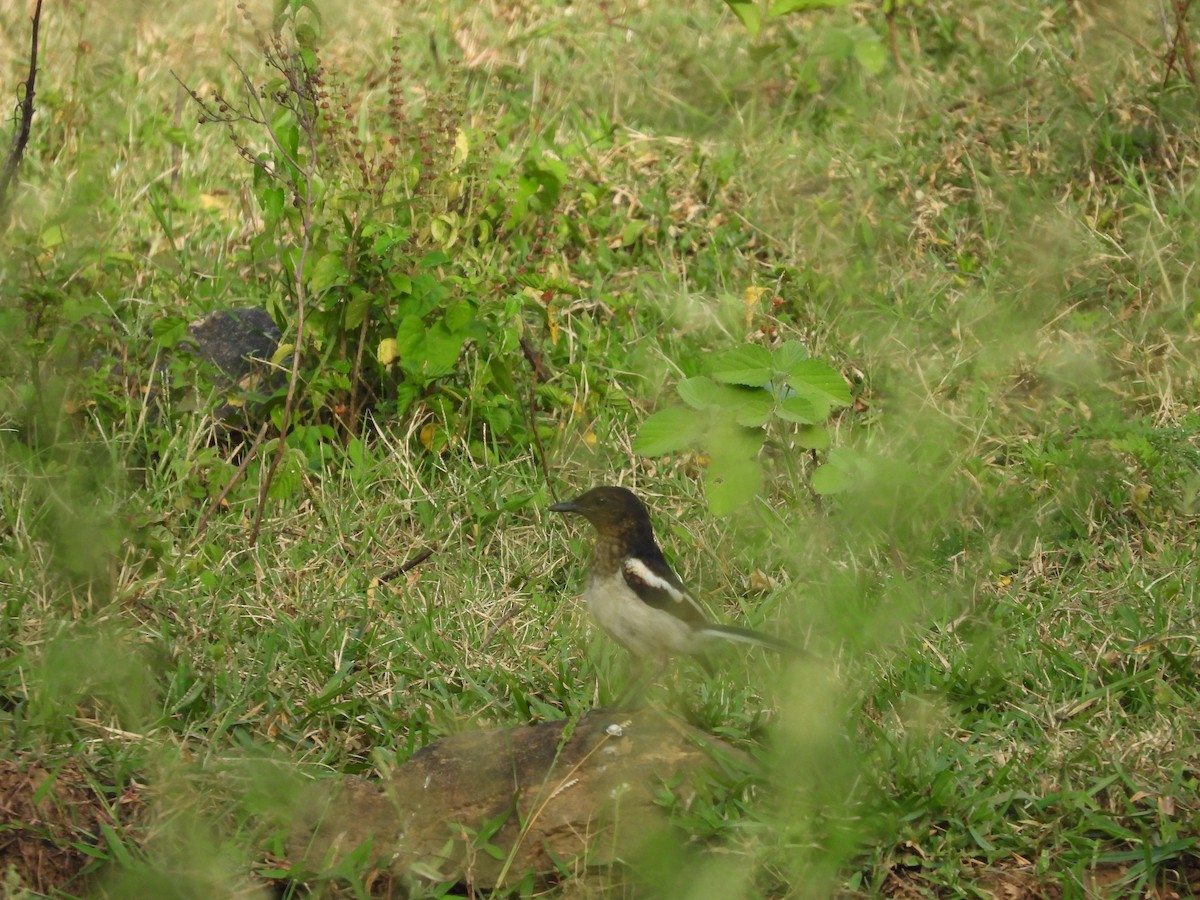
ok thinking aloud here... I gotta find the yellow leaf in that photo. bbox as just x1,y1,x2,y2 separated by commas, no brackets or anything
420,423,439,451
198,193,229,210
271,343,294,366
453,128,469,167
377,337,399,366
583,430,597,448
743,285,768,329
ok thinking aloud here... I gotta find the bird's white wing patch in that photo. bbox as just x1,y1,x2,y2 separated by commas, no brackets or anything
623,557,707,619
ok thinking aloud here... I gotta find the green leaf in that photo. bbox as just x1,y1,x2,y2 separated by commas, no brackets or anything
344,289,372,329
811,462,850,495
794,425,830,450
709,344,773,386
444,300,474,333
395,315,425,357
488,357,518,398
310,252,348,293
417,323,466,380
777,394,821,424
852,31,888,75
151,316,189,349
634,407,704,456
677,376,752,410
708,417,767,460
735,393,774,427
266,446,305,500
704,455,762,515
724,0,763,36
484,405,513,435
260,185,285,221
786,359,852,408
772,340,809,374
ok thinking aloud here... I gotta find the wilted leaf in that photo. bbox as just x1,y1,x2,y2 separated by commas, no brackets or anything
377,337,399,366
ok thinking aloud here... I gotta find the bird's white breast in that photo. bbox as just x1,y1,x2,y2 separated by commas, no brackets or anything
583,570,701,661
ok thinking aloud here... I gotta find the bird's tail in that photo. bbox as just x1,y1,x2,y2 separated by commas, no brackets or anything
698,624,799,656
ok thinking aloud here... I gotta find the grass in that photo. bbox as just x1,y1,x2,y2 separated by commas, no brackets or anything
2,0,1199,896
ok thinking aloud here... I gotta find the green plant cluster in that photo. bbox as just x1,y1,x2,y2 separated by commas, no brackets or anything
634,341,852,512
184,5,566,462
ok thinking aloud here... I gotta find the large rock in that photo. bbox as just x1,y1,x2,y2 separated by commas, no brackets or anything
288,708,751,892
180,308,281,426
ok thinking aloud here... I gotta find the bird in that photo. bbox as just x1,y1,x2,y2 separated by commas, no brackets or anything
549,485,796,700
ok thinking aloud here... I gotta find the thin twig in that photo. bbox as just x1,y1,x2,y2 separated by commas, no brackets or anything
378,546,436,583
0,0,43,225
191,420,272,540
248,49,318,547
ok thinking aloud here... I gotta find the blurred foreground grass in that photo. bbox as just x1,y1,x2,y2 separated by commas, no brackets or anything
2,1,1198,896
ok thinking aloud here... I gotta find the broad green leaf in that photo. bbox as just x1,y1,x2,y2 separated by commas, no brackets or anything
310,252,348,293
778,394,821,424
786,360,852,407
260,185,285,221
704,455,762,515
344,289,372,329
794,425,830,450
484,405,513,435
444,300,474,333
735,394,774,427
488,357,518,398
708,417,767,459
417,323,466,379
266,447,305,500
771,340,809,374
677,376,753,411
811,461,850,495
724,0,762,36
151,316,189,349
634,407,704,456
40,224,64,251
709,344,773,386
395,315,425,357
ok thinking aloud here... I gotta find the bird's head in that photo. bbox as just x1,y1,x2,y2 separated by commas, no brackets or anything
549,485,651,537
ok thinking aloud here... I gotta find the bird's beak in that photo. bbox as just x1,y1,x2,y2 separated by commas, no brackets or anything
548,498,579,514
